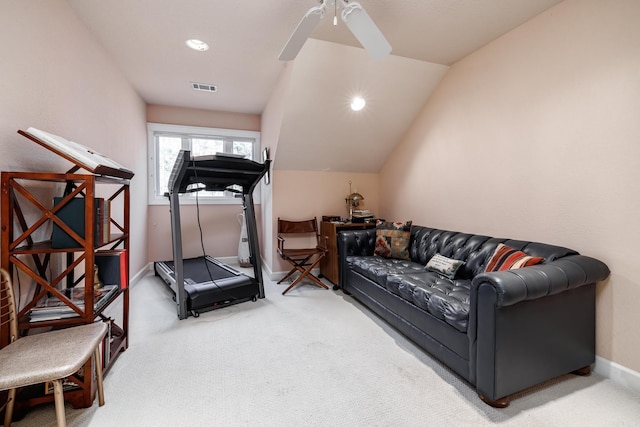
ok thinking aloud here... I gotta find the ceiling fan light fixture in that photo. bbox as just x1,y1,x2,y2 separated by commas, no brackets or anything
341,1,391,60
279,0,391,61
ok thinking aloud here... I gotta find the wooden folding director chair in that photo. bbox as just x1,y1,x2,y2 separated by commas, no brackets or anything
277,217,328,295
0,269,108,427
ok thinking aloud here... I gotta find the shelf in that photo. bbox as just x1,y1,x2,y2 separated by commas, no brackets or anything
17,286,124,329
9,235,127,254
1,129,132,414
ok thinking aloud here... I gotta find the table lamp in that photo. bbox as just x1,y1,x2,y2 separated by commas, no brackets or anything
345,181,364,221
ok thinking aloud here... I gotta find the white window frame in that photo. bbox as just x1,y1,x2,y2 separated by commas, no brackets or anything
147,123,261,205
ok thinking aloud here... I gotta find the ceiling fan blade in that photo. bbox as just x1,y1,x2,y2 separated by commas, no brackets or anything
341,1,391,61
279,4,326,61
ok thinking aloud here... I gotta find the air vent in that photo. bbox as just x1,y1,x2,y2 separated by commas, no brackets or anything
191,82,217,92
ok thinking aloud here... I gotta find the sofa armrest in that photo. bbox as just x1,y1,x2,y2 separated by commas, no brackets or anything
471,254,610,308
337,229,376,288
472,254,609,402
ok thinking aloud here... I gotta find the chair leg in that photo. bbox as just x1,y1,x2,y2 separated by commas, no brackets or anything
52,379,66,427
276,267,298,284
277,256,313,284
282,275,306,295
3,388,15,427
282,257,328,295
299,255,328,288
94,347,105,406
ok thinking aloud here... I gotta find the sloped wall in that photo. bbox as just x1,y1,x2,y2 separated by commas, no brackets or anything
0,0,148,278
380,0,640,372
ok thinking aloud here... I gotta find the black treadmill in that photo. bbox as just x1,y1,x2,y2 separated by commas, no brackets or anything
154,150,270,319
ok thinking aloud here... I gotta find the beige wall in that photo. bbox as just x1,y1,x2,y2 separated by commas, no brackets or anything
380,0,640,372
261,64,383,277
147,104,261,130
260,63,294,272
0,1,148,278
146,105,263,262
271,170,379,275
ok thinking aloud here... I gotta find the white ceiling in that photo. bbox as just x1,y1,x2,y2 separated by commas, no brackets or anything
67,0,563,172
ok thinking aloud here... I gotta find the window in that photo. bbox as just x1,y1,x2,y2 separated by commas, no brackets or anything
148,123,261,205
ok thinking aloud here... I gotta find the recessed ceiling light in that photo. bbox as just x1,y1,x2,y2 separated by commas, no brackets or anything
351,96,366,111
185,39,209,52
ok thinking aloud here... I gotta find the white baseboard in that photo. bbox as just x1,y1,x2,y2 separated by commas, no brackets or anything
215,256,238,265
130,262,155,287
595,356,640,395
256,258,320,283
268,268,321,283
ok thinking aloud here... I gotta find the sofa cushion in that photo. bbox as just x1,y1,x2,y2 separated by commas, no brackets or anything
387,272,471,332
426,253,465,279
374,220,412,260
347,256,424,289
485,243,544,272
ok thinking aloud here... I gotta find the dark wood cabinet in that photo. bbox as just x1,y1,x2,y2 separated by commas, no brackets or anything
320,221,375,288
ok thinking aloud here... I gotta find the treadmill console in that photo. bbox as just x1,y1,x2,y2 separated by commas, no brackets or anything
168,150,270,195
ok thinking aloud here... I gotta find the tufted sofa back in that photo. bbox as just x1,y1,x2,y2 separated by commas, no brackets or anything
408,226,578,279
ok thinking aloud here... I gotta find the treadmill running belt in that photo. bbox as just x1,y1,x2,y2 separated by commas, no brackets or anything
164,257,236,283
155,256,259,316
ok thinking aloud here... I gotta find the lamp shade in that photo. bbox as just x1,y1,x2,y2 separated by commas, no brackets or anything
348,192,364,203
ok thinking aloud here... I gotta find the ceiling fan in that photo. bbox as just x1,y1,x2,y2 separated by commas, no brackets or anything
279,0,392,61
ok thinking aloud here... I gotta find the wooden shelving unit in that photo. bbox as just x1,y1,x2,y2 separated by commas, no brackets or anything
0,129,133,415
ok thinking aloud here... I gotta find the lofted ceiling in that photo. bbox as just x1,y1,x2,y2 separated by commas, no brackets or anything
67,0,563,172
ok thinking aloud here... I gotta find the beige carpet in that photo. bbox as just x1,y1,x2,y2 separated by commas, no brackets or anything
12,268,640,426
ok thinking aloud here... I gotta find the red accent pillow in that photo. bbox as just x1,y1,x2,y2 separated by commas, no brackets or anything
485,243,544,272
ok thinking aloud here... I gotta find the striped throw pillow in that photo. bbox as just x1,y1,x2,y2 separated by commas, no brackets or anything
485,243,544,272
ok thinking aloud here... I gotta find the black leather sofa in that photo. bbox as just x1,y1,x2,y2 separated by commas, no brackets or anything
338,225,610,407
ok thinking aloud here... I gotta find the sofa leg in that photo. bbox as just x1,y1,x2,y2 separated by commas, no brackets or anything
572,365,591,376
478,393,510,408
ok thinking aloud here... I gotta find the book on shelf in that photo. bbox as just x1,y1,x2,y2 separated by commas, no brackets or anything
45,378,80,395
99,198,111,244
102,318,113,367
51,197,110,248
29,285,119,322
101,319,125,368
95,249,128,289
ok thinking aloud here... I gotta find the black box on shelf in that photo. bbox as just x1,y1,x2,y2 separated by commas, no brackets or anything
52,197,104,248
95,249,128,289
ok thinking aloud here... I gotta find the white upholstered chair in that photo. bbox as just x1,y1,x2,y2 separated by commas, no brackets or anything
0,268,108,427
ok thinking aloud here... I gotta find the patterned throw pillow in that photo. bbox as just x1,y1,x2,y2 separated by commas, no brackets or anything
426,253,465,279
485,243,544,272
374,220,412,260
